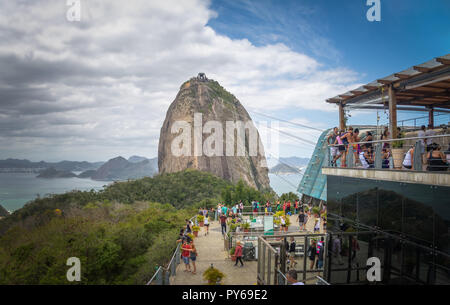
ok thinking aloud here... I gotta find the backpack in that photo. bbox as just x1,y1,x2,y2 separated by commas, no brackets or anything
299,214,305,222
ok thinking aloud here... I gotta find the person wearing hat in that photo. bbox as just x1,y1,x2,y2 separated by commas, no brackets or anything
234,241,244,267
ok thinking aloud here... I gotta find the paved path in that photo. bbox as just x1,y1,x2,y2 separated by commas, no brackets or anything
171,220,258,285
170,213,325,285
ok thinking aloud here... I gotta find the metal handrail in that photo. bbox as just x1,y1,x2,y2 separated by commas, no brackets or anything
146,266,163,285
328,133,450,147
146,215,196,285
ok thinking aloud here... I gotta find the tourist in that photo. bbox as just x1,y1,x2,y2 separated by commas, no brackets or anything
286,269,304,285
425,125,436,152
332,235,343,265
222,204,228,217
297,211,306,231
426,143,448,171
359,145,374,169
351,236,360,266
189,240,198,274
232,204,238,215
294,199,298,214
252,201,258,216
289,237,297,269
402,145,415,170
239,201,244,214
280,215,287,232
316,237,324,269
339,127,353,167
185,219,192,234
276,201,281,212
381,128,390,150
234,241,244,267
181,239,192,272
365,131,373,150
328,127,339,166
332,130,346,166
352,128,361,165
286,200,291,215
382,148,391,168
307,240,317,270
314,215,321,233
176,228,191,244
220,213,227,235
204,214,210,235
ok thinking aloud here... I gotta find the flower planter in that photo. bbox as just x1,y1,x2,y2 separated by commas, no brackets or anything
391,148,406,169
231,255,236,262
244,229,249,233
199,221,204,227
193,231,198,237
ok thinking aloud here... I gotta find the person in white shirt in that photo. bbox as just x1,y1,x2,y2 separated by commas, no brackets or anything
402,146,414,170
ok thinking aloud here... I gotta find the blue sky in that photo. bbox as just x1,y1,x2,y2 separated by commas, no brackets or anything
208,0,450,147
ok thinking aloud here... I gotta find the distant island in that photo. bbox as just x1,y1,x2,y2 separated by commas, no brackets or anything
37,167,78,178
269,157,309,175
0,155,158,181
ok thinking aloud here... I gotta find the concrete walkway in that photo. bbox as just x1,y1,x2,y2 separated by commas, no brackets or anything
170,213,325,285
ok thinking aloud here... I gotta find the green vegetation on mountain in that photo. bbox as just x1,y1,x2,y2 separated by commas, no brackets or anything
0,169,274,284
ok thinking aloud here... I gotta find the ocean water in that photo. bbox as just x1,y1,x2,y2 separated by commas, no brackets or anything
0,173,110,212
268,173,303,196
0,172,302,212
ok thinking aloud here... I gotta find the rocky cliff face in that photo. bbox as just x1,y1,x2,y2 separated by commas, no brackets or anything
158,75,271,191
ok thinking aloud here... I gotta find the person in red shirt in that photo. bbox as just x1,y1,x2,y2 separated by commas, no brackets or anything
234,241,244,267
220,214,227,235
181,240,192,272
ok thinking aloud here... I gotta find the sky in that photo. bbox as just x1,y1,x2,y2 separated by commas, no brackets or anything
0,0,449,162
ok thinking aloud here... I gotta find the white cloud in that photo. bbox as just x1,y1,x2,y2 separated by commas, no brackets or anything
0,0,361,161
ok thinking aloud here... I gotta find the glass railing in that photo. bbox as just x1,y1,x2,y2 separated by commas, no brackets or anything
326,133,450,171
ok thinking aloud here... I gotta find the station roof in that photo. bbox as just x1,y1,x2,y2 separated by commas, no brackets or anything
326,54,450,111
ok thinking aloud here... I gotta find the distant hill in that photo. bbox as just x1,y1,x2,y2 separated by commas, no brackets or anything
269,157,309,174
0,204,9,217
87,156,157,181
128,155,148,163
269,163,301,174
0,158,103,173
36,167,78,178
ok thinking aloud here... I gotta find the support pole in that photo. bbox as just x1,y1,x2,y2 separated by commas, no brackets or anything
339,102,346,131
388,86,398,139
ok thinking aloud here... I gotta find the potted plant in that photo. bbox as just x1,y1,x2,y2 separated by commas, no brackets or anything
197,214,205,227
230,223,239,232
391,140,406,169
187,233,195,240
284,215,291,232
229,247,236,261
192,226,200,237
203,266,225,285
241,222,250,233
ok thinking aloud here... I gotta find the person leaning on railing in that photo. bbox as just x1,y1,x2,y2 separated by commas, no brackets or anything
426,143,449,171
